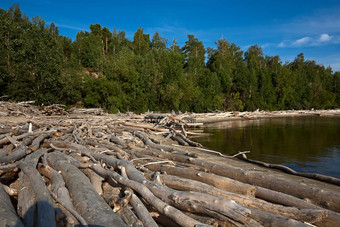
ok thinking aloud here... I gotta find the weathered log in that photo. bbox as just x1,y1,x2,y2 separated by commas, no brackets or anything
139,144,340,212
17,172,35,227
29,133,51,151
0,144,14,158
247,207,309,227
46,152,127,227
87,163,207,227
110,134,126,146
5,135,20,147
102,182,122,207
134,131,193,156
119,167,158,227
19,149,56,227
81,168,104,196
0,182,24,227
136,147,340,225
143,171,329,224
171,134,188,146
177,132,202,147
127,190,158,227
117,206,144,227
144,163,256,197
191,159,340,212
0,137,33,165
142,180,259,226
51,193,80,226
240,156,340,186
112,157,257,226
37,162,88,226
183,212,228,227
85,138,130,159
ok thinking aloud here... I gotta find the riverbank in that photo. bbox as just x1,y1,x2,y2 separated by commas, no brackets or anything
182,109,340,124
1,102,340,226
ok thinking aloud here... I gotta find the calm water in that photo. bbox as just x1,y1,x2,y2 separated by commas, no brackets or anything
194,116,340,179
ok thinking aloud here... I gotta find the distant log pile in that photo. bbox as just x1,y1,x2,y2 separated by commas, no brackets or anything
1,102,340,226
0,101,69,117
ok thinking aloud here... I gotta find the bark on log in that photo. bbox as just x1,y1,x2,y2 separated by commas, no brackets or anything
0,182,24,227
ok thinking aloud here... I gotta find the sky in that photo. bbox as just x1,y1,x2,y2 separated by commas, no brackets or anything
2,0,340,72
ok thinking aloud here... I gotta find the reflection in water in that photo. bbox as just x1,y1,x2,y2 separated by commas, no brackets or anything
194,116,340,178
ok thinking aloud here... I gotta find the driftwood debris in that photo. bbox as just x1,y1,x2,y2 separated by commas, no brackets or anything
0,101,340,226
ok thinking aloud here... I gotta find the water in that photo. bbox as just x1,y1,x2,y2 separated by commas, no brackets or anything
193,116,340,179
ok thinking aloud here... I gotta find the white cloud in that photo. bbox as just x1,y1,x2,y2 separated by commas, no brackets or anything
278,33,340,48
278,41,286,48
292,37,311,46
319,33,332,42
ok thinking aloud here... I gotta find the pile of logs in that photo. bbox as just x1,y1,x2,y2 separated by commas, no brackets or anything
0,105,340,226
39,104,69,116
0,102,70,117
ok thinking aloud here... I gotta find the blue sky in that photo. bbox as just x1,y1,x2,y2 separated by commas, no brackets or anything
2,0,340,71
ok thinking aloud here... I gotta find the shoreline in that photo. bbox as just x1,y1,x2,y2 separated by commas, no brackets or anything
184,109,340,124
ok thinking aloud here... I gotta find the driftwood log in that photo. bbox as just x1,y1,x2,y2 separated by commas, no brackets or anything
0,101,340,226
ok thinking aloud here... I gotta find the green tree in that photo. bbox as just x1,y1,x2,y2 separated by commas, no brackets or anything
182,34,205,75
0,5,63,104
131,28,150,56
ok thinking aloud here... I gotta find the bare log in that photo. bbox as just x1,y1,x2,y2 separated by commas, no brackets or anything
140,145,340,213
87,163,207,227
240,156,340,186
46,152,127,227
0,137,33,165
127,190,158,227
145,172,328,224
17,172,35,227
142,180,259,226
19,149,56,227
117,206,144,227
109,157,257,226
110,134,126,146
81,168,104,196
0,182,24,227
29,133,51,151
37,162,88,226
134,132,194,156
144,163,256,197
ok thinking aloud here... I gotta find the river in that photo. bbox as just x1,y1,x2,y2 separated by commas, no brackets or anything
193,116,340,179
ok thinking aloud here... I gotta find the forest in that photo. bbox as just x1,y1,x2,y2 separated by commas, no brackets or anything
1,4,340,113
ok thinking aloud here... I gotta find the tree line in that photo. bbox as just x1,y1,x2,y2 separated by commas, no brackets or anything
1,4,340,113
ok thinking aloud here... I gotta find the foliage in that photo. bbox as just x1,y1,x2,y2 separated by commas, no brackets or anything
1,4,340,112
